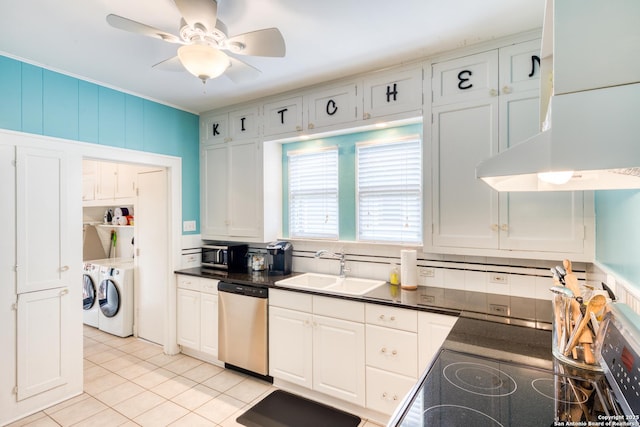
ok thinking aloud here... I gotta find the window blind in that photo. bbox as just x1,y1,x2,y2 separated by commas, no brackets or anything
288,148,339,239
357,138,422,243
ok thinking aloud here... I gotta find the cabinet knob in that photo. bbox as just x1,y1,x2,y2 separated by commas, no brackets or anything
308,123,315,129
500,224,509,231
363,112,371,120
502,86,512,94
489,89,498,97
60,288,69,296
491,224,499,231
60,265,70,272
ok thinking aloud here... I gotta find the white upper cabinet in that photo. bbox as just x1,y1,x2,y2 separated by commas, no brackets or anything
201,106,259,145
362,67,423,120
305,82,359,130
432,50,499,106
263,96,304,137
201,112,229,144
428,40,591,259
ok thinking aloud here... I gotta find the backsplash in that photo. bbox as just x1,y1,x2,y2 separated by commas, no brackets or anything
247,241,588,302
587,262,640,314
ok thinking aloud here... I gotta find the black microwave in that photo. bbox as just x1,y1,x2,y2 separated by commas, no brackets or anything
201,244,248,272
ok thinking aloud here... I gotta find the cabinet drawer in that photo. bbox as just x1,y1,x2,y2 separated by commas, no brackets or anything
200,279,219,295
366,304,417,332
313,296,364,323
270,289,313,312
366,367,415,416
176,275,200,291
366,324,418,378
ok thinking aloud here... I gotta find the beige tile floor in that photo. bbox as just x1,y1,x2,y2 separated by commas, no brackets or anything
8,325,384,427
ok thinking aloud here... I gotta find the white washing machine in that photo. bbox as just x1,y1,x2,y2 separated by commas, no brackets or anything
82,261,102,328
97,259,134,337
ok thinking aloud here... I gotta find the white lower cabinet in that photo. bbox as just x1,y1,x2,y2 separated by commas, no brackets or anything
418,311,458,370
176,276,219,360
364,304,418,416
269,290,365,406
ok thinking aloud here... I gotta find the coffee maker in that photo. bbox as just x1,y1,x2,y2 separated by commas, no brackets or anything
266,241,293,275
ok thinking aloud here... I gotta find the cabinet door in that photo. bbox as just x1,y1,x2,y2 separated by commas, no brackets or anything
365,325,418,378
432,50,499,106
313,315,365,406
200,293,218,357
498,90,586,253
263,96,304,137
17,287,70,400
417,312,457,370
363,67,422,119
177,289,201,349
96,162,117,200
366,367,415,416
201,144,229,238
228,140,261,237
431,98,500,249
499,39,541,95
269,306,313,388
201,112,229,144
114,164,137,199
306,83,359,130
16,147,70,294
229,107,260,141
82,160,97,202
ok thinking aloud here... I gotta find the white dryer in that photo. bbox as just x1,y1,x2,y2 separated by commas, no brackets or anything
82,261,102,328
97,260,134,337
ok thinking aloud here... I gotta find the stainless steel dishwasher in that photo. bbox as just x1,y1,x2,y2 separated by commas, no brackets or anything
217,281,268,376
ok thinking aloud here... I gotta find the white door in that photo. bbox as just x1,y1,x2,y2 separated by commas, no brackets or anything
16,146,70,294
313,315,365,406
17,287,70,400
135,169,167,345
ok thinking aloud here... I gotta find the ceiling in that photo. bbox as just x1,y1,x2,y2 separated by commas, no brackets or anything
0,0,544,114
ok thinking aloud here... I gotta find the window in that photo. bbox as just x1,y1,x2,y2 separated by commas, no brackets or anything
288,148,339,239
357,137,422,243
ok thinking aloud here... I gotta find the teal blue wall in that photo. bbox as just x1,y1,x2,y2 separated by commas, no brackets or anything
595,190,640,290
281,123,422,240
0,55,200,235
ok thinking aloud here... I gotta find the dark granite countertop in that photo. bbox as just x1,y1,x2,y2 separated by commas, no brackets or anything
175,267,553,329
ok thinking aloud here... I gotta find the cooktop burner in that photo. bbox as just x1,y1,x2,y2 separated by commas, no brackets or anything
400,349,556,427
443,362,518,397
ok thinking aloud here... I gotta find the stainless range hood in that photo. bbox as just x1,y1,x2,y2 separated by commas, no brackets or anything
477,0,640,192
477,83,640,192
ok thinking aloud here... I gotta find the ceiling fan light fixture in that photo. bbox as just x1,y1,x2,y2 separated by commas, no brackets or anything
177,44,229,82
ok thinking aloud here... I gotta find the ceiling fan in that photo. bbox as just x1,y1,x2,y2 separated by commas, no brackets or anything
106,0,286,84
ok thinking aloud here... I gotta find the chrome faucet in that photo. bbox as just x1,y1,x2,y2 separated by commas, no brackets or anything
314,249,350,278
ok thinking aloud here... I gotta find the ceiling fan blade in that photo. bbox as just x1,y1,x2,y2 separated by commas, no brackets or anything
174,0,218,33
225,56,261,83
152,56,184,72
106,14,182,43
226,28,286,57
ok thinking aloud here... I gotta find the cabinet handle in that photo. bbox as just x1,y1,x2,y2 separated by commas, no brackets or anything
308,123,315,129
60,288,69,296
500,224,509,231
382,392,399,401
379,314,396,322
60,265,70,272
502,85,512,94
363,112,371,120
489,89,498,97
491,224,499,232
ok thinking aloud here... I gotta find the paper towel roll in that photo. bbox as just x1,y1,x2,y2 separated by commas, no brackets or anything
400,249,418,290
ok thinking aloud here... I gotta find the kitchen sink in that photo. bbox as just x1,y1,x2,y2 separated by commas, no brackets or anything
325,277,387,295
275,273,386,295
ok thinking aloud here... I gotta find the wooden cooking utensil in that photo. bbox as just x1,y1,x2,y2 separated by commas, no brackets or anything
564,294,607,357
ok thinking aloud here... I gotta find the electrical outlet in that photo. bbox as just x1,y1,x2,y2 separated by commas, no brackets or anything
183,220,196,232
489,273,508,284
419,267,435,277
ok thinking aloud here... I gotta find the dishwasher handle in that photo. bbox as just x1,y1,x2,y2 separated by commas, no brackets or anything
217,281,268,298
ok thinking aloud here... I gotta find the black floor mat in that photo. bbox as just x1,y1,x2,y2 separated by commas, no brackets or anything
236,390,362,427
